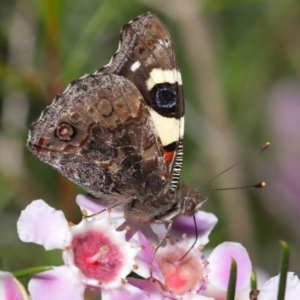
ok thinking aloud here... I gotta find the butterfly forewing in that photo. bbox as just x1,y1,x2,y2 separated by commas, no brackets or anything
99,13,185,190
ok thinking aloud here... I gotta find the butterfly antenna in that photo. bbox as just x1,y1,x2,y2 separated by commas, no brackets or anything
200,181,266,194
195,142,270,191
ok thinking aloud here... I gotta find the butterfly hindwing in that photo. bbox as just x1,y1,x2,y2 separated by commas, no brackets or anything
28,74,169,201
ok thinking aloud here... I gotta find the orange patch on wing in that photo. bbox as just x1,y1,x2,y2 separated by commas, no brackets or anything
63,145,75,152
165,150,175,166
38,138,45,147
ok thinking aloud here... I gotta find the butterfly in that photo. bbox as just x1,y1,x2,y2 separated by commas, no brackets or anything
28,12,206,256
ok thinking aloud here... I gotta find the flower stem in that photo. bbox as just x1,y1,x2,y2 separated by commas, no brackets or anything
226,258,237,300
277,241,289,300
251,269,257,290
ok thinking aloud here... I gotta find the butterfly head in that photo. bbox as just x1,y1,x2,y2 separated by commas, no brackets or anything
179,188,208,216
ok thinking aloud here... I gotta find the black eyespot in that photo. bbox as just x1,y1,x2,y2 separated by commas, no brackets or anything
155,86,176,108
149,83,179,117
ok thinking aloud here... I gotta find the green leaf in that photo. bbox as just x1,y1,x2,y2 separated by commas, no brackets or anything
277,241,289,300
251,269,257,290
12,266,53,278
227,258,237,300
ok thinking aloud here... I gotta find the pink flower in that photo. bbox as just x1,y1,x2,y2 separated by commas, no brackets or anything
154,237,209,298
0,271,29,300
77,195,252,299
141,239,251,299
259,272,300,300
17,195,252,299
17,199,144,300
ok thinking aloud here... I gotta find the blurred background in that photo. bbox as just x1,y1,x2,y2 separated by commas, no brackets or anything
0,0,300,296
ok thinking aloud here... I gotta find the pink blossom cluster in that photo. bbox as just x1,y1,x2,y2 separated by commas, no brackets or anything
2,195,300,299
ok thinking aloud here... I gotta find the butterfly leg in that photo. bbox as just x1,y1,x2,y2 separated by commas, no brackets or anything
150,221,173,278
82,202,121,219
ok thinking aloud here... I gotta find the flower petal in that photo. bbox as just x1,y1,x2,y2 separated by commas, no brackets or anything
101,281,150,300
182,296,214,300
208,242,251,291
128,278,164,299
76,194,126,228
76,194,107,213
28,266,84,300
172,211,218,246
150,223,167,241
0,271,29,300
259,272,300,300
17,200,71,250
130,231,165,283
163,294,215,300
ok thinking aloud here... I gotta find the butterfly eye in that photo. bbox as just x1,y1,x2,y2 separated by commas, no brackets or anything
182,193,205,215
55,123,75,141
183,198,196,215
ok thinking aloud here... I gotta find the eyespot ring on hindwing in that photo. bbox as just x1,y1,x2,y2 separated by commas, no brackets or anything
55,123,76,141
